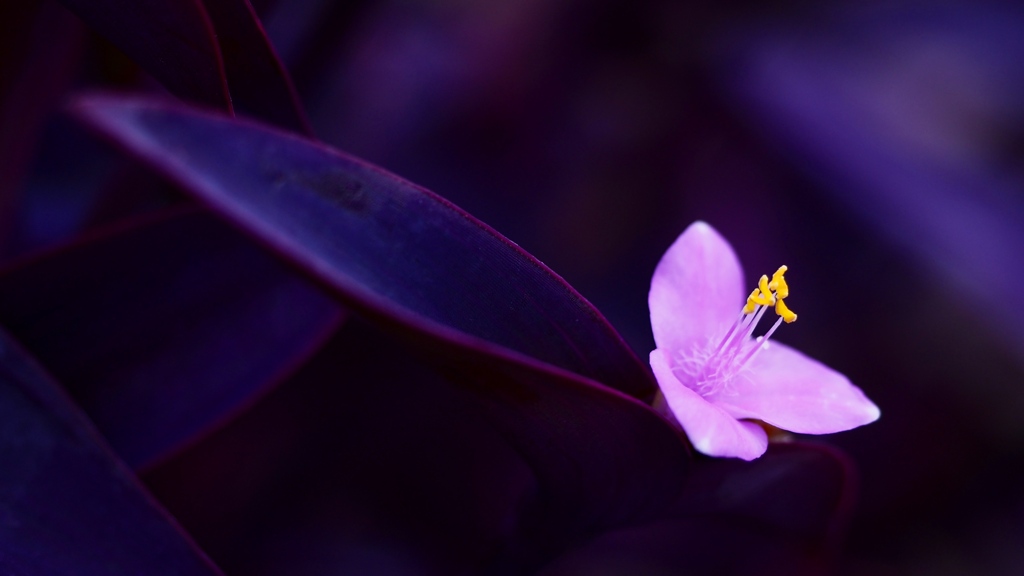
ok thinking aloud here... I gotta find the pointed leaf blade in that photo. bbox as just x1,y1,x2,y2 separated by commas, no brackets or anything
71,95,655,400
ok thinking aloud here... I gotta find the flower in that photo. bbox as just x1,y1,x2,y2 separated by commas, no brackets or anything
649,221,880,460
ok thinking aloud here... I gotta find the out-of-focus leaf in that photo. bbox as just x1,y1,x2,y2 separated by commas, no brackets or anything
673,442,854,550
0,208,343,469
0,0,85,258
719,2,1024,364
538,517,823,576
538,443,853,575
436,347,690,571
71,95,656,401
0,326,223,575
145,318,536,575
56,0,231,110
199,0,312,134
145,316,689,575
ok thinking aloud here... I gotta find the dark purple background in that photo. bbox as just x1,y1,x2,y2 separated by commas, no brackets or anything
4,0,1024,573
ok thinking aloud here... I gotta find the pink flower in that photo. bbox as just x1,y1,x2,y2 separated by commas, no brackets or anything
649,221,880,460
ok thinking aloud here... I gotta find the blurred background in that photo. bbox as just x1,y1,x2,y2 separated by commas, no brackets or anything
6,0,1024,573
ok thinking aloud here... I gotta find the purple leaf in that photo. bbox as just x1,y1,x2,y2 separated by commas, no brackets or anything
0,326,223,575
538,443,854,574
56,0,231,110
673,442,855,550
71,95,656,401
0,208,343,469
537,516,825,576
436,345,691,570
199,0,312,134
70,95,693,569
144,317,690,574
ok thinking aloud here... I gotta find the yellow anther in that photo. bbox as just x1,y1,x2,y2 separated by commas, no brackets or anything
743,289,759,314
756,275,777,304
775,297,797,323
768,265,789,300
753,290,774,306
744,287,775,315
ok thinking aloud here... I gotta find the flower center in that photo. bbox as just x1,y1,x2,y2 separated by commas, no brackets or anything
672,265,798,396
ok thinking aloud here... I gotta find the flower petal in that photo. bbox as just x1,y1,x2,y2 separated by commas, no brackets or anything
714,341,880,434
649,222,745,354
651,349,768,460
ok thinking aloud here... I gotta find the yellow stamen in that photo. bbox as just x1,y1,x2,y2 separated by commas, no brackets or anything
757,275,775,304
775,297,797,323
744,285,775,315
743,289,759,314
768,265,789,300
716,265,799,376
